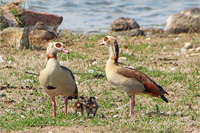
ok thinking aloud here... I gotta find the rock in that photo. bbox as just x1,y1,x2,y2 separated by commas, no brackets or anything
1,2,62,32
195,47,200,52
110,17,140,31
29,22,57,40
112,29,144,36
164,7,200,33
22,10,63,32
184,42,193,49
188,49,195,52
0,27,29,49
140,28,164,35
0,6,19,30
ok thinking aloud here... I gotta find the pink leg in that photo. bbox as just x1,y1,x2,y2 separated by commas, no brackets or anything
65,98,68,115
52,99,56,117
129,96,135,117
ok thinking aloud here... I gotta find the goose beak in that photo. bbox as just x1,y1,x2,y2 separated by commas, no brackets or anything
61,47,69,54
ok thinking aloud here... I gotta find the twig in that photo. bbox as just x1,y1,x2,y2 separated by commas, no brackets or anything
75,32,87,41
25,71,39,76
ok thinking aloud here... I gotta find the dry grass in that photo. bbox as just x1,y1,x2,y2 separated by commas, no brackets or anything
0,32,200,132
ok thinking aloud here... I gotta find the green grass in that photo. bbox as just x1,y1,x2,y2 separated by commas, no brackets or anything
0,33,200,132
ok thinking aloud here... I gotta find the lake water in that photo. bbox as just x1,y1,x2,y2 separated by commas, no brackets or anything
2,0,200,33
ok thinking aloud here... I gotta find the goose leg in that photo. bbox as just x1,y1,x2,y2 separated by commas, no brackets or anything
129,96,135,117
52,99,56,117
65,98,68,115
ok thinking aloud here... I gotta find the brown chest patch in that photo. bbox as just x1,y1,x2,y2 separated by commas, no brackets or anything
46,85,57,90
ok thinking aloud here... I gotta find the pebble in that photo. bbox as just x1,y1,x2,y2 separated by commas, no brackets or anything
88,69,94,73
174,37,179,41
188,49,195,52
169,67,176,71
184,42,193,49
0,56,4,63
180,48,186,54
175,83,181,87
21,115,25,118
119,57,127,61
195,47,200,52
177,111,183,117
92,61,98,65
113,115,118,118
173,52,180,56
7,61,12,64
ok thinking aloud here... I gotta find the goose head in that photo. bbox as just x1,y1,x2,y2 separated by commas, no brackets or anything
99,36,119,63
46,42,69,60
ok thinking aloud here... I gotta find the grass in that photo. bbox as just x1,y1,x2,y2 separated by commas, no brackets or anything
0,31,200,132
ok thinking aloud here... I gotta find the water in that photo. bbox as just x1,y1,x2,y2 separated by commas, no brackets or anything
1,0,200,33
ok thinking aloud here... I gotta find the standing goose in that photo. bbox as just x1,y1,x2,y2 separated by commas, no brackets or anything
99,36,168,117
39,42,78,117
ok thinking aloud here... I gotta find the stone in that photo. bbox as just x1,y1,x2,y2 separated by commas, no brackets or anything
164,7,200,33
195,47,200,52
140,28,164,35
0,27,29,49
22,10,63,32
184,42,193,49
1,2,63,32
0,6,19,30
112,29,144,36
110,17,140,31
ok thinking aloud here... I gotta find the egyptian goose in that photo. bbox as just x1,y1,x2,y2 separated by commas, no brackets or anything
85,96,99,117
30,22,57,40
72,96,86,116
99,36,168,117
39,42,78,117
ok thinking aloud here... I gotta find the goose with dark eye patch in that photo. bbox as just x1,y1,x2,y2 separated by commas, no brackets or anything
39,42,78,117
99,36,169,117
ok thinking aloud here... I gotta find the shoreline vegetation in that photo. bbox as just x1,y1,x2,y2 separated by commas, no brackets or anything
0,1,200,132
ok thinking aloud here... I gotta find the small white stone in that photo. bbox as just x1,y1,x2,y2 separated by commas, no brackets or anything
169,67,176,71
119,57,127,61
25,79,31,82
180,48,186,54
175,83,181,87
88,69,94,73
92,61,98,65
7,61,12,64
121,104,128,108
75,81,79,85
184,42,193,49
150,57,155,60
13,63,17,67
48,131,53,133
177,111,183,116
174,37,179,41
146,38,151,40
113,115,118,118
173,52,180,56
163,46,167,50
149,67,153,71
188,49,195,52
21,115,25,118
195,47,200,52
0,56,4,63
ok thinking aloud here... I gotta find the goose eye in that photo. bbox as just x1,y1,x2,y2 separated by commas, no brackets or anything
55,43,61,48
104,36,108,41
